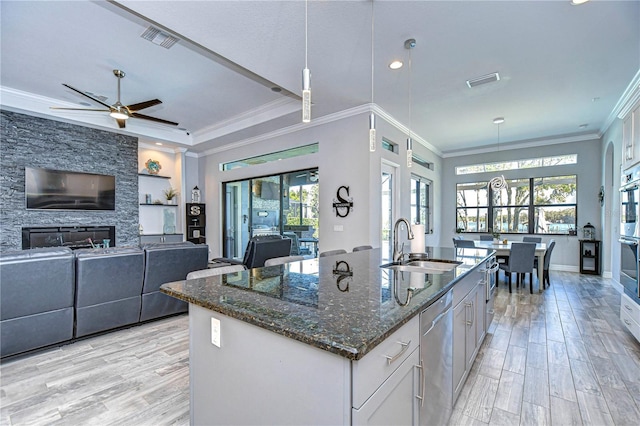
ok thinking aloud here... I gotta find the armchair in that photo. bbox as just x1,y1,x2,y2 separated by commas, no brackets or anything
213,235,292,269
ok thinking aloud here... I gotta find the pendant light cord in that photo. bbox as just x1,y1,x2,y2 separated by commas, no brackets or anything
408,47,412,140
305,0,308,69
371,0,374,105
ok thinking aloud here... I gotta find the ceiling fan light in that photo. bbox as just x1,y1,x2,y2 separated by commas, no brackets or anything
109,110,129,120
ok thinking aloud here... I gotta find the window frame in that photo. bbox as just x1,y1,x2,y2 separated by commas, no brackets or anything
410,174,432,233
456,174,577,235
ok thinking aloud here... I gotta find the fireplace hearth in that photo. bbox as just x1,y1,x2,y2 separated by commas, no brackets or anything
22,226,116,250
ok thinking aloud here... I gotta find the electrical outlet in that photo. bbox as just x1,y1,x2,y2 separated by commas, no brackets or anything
211,317,221,347
334,225,344,232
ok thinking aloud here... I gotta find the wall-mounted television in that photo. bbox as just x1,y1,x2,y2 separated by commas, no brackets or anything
25,167,115,210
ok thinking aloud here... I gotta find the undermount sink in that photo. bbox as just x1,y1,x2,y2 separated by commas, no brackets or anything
381,260,462,275
405,260,461,272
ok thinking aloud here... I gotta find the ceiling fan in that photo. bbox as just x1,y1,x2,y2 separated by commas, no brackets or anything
51,69,179,129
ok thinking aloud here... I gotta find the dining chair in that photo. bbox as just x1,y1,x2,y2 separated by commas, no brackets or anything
522,236,542,243
453,238,475,248
319,249,347,258
498,242,537,293
352,245,373,252
264,255,304,266
283,232,311,256
187,264,245,279
479,235,494,241
534,239,556,289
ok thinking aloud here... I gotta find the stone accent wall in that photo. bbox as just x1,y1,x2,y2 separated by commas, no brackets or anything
0,110,139,250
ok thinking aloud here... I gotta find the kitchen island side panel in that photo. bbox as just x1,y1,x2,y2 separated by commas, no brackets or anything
189,304,351,425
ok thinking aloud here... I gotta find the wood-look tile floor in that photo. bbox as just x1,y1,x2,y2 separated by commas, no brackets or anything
450,271,640,426
1,272,639,425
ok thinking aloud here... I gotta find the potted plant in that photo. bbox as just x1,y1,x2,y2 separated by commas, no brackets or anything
492,231,500,243
163,187,179,205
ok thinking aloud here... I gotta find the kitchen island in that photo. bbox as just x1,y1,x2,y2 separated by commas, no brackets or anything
161,247,494,425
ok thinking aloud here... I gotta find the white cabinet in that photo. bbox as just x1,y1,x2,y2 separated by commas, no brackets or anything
352,316,420,425
139,234,183,244
620,293,640,343
622,101,640,170
452,262,488,402
352,348,420,425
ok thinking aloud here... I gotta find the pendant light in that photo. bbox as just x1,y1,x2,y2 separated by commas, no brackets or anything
405,38,416,168
488,117,508,190
302,0,311,123
369,0,376,152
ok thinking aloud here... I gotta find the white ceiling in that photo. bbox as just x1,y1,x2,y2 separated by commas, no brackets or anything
1,0,639,156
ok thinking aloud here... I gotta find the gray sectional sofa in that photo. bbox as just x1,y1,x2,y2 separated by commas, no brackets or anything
0,242,208,359
0,247,75,359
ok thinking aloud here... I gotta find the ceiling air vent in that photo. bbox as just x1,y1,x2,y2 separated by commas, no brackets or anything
466,72,500,88
140,26,179,49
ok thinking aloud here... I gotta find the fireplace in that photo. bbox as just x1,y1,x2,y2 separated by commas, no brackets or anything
22,226,116,250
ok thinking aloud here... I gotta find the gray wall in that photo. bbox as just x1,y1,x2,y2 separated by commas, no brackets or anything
601,119,623,281
441,137,602,271
1,110,139,250
201,111,444,258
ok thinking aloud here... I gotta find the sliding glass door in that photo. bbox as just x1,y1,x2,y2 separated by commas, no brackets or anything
222,169,318,259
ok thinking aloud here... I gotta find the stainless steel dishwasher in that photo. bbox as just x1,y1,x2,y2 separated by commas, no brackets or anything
419,289,453,425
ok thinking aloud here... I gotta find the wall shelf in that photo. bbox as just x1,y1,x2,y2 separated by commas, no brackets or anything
138,173,171,179
140,203,178,207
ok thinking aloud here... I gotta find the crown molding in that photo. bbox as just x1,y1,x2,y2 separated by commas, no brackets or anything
199,102,441,157
441,131,601,158
191,97,300,144
614,69,640,120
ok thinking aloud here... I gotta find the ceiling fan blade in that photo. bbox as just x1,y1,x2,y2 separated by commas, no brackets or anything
131,112,179,126
50,107,110,112
62,84,112,108
126,99,162,112
116,119,127,129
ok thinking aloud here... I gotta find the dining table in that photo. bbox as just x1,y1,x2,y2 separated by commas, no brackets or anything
474,240,547,292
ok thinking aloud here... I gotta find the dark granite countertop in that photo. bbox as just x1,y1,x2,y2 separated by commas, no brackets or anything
161,247,493,360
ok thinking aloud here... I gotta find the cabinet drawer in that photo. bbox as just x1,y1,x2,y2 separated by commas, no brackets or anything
352,348,419,425
621,293,640,324
352,316,419,409
453,267,482,307
621,305,640,343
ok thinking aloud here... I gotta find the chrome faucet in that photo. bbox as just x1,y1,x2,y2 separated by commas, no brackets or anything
393,218,414,263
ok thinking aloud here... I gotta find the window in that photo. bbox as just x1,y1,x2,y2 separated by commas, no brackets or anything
456,175,576,234
381,138,398,154
456,182,489,233
410,175,431,232
221,143,318,171
455,154,577,175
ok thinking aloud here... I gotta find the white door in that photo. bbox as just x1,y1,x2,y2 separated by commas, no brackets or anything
381,163,397,263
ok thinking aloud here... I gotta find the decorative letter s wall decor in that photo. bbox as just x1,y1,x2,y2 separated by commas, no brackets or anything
333,185,354,217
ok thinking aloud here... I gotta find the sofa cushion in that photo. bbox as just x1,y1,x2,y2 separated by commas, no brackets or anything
0,247,75,320
74,247,144,307
141,242,208,294
0,308,74,358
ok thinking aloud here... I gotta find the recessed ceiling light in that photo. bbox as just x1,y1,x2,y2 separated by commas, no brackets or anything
579,124,589,129
493,117,505,124
271,87,282,93
571,0,590,5
389,60,403,70
155,142,163,146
